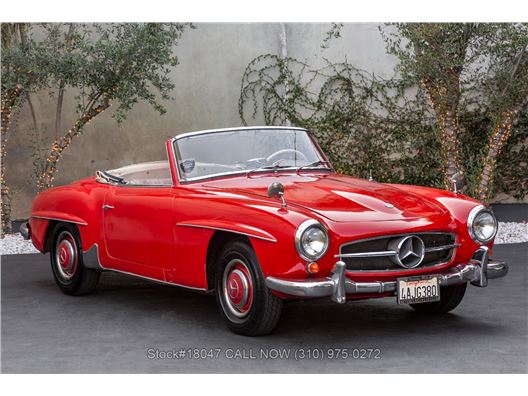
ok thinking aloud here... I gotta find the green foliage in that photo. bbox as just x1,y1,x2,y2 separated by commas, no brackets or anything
239,24,528,200
239,52,527,198
43,23,192,126
495,112,528,199
1,24,52,104
239,54,442,185
382,23,528,199
31,23,193,190
321,23,344,49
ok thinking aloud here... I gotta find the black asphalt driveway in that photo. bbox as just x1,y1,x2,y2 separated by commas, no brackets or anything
1,242,526,373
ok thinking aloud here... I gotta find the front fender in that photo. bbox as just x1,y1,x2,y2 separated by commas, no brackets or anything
176,219,277,242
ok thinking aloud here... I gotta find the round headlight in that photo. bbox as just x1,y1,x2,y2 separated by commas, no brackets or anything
295,220,329,261
468,206,498,243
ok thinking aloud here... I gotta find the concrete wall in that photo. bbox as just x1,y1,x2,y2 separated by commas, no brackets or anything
7,23,518,219
6,23,395,219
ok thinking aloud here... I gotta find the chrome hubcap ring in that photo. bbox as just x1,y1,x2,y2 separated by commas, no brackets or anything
55,231,77,280
222,259,253,319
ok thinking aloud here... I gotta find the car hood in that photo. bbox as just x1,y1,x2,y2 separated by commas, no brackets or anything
200,173,448,223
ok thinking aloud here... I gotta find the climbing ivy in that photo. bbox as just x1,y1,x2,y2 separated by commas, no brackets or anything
239,32,527,200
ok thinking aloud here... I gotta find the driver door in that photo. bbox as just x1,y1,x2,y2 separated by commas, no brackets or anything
103,185,176,276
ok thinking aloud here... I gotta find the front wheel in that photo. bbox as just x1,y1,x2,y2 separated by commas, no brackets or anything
215,239,283,336
50,223,100,296
410,283,467,313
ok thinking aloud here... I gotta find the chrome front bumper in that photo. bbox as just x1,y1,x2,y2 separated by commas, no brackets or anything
265,247,508,303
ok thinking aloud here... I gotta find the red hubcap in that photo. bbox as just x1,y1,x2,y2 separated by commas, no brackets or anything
55,231,77,279
227,270,247,306
223,260,253,318
58,243,71,268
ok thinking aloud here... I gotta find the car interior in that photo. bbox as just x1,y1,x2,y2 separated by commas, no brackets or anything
99,161,173,186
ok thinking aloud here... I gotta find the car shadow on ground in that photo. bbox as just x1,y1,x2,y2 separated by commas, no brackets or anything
32,269,504,342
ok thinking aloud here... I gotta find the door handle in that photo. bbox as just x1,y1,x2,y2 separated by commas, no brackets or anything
102,204,114,210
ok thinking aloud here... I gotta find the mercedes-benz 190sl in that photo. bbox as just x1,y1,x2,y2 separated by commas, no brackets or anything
21,126,508,335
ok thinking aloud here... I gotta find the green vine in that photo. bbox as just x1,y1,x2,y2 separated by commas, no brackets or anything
239,53,527,199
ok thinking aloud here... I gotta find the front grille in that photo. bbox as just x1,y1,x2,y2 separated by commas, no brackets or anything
339,232,457,272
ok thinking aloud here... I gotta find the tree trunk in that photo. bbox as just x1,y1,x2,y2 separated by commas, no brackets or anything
423,81,464,190
37,100,111,191
477,47,527,202
1,105,13,236
1,88,22,236
476,109,517,201
55,88,64,140
437,109,462,189
54,24,75,140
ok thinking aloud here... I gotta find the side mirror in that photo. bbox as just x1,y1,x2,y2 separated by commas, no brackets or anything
267,182,287,208
267,182,284,198
450,171,464,194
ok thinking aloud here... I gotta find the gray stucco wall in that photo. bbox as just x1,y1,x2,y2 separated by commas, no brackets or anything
4,23,520,220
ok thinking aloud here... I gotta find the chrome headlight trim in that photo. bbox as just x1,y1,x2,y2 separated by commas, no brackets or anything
295,219,329,261
467,205,498,244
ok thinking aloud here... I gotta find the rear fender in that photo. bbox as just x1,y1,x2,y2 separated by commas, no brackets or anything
29,180,106,253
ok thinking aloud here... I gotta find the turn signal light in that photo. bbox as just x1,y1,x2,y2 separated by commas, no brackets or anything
306,262,320,275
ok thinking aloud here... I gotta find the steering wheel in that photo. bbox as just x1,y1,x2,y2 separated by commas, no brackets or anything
266,149,308,164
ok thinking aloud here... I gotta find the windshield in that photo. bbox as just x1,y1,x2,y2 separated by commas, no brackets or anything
174,128,329,181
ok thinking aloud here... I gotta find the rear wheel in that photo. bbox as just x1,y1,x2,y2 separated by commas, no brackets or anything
50,223,100,295
215,239,283,336
410,283,467,313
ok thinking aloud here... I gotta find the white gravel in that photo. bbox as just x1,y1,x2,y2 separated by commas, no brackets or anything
1,234,39,255
0,221,527,256
495,222,528,244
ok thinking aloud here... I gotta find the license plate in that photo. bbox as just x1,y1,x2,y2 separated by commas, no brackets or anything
397,276,440,304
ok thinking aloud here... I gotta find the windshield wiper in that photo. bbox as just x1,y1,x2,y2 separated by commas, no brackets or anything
295,160,332,174
246,159,292,178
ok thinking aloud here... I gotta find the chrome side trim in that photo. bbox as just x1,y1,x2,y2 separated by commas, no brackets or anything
176,223,277,242
81,244,207,291
266,247,508,302
31,215,88,226
106,268,207,292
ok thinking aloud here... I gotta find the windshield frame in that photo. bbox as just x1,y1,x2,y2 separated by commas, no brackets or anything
171,126,334,184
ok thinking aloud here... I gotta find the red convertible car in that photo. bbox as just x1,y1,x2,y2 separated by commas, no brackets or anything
21,126,508,336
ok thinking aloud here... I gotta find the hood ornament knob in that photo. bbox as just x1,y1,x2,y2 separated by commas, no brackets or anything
267,182,287,208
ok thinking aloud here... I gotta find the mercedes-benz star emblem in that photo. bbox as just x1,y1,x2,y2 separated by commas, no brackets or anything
388,235,425,268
